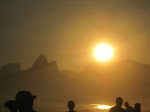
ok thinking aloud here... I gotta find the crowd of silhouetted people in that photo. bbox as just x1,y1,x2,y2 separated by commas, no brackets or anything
4,91,141,112
110,97,141,112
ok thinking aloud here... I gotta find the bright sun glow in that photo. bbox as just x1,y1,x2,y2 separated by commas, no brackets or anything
93,43,114,62
96,105,112,110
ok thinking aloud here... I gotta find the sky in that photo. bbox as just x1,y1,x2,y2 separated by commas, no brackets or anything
1,0,150,71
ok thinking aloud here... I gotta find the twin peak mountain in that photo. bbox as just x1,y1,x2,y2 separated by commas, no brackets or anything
31,54,58,71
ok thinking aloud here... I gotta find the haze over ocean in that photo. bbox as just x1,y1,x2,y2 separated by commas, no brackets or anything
1,1,150,112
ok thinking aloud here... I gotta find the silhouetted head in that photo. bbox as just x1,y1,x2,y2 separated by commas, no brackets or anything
5,100,17,112
124,102,129,107
116,97,123,107
68,100,75,112
15,91,36,112
134,103,141,112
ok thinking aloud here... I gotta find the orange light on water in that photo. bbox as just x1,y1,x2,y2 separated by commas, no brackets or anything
96,105,112,110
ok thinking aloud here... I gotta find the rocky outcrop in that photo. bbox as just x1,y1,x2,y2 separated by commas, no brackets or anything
0,63,22,74
32,54,48,70
26,54,59,73
48,61,59,72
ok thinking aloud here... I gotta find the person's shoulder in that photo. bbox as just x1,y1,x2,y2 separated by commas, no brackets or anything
129,106,133,109
121,107,126,112
110,106,116,109
110,106,116,112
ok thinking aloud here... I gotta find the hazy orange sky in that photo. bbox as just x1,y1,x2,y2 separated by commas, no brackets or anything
1,0,150,71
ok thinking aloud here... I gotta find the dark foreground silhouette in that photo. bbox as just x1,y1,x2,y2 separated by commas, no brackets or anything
5,91,36,112
133,103,141,112
68,100,75,112
109,97,141,112
5,100,17,112
124,102,133,112
109,97,126,112
5,92,141,112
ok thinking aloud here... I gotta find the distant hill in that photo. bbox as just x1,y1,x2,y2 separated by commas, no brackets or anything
82,59,150,99
0,63,22,78
0,55,150,111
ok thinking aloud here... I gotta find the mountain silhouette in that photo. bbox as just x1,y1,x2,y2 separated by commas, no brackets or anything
1,56,150,111
32,54,49,70
48,61,59,72
0,63,22,78
25,54,58,73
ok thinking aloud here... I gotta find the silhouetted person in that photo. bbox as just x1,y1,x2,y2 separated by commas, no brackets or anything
68,100,75,112
5,100,17,112
133,103,141,112
109,97,125,112
15,91,36,112
124,102,133,112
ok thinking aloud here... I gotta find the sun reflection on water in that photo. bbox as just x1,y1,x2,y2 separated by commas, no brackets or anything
77,104,113,111
96,105,112,110
89,104,112,110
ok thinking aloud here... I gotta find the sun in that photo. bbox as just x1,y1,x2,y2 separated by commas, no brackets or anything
93,43,114,62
